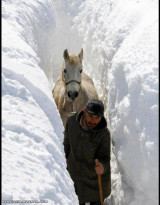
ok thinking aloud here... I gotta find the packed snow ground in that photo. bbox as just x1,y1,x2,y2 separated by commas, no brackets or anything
2,0,158,205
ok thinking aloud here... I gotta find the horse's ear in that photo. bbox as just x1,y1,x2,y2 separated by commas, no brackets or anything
78,48,83,62
63,49,69,61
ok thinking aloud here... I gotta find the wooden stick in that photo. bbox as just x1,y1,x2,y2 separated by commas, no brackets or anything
98,174,104,205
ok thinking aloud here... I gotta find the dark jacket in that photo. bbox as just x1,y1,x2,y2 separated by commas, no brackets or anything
63,111,111,204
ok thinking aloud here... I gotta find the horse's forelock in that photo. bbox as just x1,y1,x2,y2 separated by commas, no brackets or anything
68,54,80,67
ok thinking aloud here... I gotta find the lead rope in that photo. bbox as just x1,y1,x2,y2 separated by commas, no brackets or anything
70,102,74,112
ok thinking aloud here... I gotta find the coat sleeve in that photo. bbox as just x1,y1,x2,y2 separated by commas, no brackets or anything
63,118,70,159
95,128,111,173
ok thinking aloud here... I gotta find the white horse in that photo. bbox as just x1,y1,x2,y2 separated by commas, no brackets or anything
53,49,98,126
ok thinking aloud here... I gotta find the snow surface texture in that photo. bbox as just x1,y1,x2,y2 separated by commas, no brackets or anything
2,1,78,205
2,0,158,205
73,0,158,204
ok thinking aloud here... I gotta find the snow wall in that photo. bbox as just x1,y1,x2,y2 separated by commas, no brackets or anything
2,0,158,205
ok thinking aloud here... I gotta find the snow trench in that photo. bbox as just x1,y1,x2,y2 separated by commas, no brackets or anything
2,0,158,205
32,1,158,205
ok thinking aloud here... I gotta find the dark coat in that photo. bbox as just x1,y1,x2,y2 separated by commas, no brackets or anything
63,111,111,204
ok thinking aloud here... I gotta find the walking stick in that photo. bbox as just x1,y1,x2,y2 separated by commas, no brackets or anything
98,174,104,205
95,159,104,205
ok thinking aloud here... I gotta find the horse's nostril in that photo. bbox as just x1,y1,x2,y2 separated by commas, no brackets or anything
74,91,78,98
68,91,72,98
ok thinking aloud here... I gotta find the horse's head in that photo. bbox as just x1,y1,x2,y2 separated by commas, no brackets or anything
62,48,83,102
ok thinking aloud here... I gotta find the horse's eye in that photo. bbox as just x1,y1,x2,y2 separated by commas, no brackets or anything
80,69,82,73
64,69,67,73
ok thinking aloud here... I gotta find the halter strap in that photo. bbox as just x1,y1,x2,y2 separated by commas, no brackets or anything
65,80,81,85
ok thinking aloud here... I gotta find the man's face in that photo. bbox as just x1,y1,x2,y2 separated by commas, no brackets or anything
84,110,101,129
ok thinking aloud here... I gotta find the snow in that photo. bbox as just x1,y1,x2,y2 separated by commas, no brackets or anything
2,1,78,204
73,0,158,204
2,0,158,205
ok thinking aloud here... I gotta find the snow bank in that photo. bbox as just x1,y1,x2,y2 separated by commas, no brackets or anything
2,0,78,204
73,0,158,204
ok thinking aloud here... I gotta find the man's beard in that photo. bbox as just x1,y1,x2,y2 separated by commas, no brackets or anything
84,117,97,129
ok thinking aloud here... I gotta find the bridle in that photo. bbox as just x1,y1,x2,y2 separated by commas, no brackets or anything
65,80,81,85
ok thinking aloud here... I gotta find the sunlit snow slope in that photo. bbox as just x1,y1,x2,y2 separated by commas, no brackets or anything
2,1,78,204
73,0,158,204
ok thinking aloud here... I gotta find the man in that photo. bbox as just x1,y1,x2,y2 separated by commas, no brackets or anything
63,99,111,205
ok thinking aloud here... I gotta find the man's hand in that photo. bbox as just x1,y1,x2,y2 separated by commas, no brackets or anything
95,159,104,175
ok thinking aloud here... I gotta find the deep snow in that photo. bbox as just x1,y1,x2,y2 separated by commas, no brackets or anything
2,0,158,205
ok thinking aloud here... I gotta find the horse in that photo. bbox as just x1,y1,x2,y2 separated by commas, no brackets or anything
52,48,99,126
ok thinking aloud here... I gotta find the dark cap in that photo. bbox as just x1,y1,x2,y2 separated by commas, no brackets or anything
85,99,104,117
